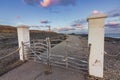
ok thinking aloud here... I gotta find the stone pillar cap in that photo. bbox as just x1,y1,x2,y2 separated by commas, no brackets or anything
87,13,107,21
17,25,29,28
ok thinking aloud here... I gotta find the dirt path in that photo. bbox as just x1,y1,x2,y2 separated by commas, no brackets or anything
51,35,89,59
0,35,89,80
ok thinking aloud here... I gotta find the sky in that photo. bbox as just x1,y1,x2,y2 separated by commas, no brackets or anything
0,0,120,33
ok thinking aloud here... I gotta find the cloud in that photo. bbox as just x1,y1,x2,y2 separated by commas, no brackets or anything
71,23,84,29
92,10,102,14
40,20,50,24
71,19,87,29
24,0,76,7
29,25,51,30
105,28,120,34
40,0,52,7
105,22,120,28
49,10,59,13
72,19,87,25
107,8,120,17
71,23,80,27
23,0,39,5
54,27,75,32
105,8,120,33
90,8,120,18
40,0,76,7
30,25,41,28
16,16,21,19
59,0,76,6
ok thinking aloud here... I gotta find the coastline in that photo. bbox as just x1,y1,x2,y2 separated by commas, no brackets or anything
105,33,120,39
75,33,120,39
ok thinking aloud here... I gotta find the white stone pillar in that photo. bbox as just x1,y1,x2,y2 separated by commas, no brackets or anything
17,25,30,61
87,13,107,78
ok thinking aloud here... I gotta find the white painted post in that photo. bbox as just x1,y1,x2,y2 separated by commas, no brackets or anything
46,37,52,73
87,13,107,77
17,25,30,61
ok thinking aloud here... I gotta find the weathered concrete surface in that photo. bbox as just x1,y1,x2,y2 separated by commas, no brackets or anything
0,35,89,80
88,13,107,78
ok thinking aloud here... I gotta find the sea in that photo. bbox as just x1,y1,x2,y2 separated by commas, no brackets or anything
105,33,120,38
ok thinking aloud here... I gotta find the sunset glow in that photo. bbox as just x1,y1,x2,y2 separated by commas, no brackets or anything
40,0,52,7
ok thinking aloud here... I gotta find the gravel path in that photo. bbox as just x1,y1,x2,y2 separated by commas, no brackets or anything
51,35,89,59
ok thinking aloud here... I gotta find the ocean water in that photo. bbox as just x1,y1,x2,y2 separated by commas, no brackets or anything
105,33,120,38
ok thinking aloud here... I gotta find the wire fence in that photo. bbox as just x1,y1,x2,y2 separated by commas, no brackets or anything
0,47,20,60
0,47,21,75
104,51,120,57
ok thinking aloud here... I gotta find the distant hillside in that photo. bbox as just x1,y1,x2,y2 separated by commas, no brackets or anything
0,25,59,38
0,25,17,33
0,25,57,34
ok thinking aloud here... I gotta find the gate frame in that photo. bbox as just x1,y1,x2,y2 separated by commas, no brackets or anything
17,13,107,78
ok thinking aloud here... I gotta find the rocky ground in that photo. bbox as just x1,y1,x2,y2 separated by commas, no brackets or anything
0,33,120,80
0,32,66,76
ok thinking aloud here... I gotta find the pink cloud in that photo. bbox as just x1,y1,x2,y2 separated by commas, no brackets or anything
92,10,102,14
24,0,76,7
40,0,76,7
16,16,21,19
105,21,120,28
75,25,83,29
106,22,119,26
40,0,51,7
40,0,59,7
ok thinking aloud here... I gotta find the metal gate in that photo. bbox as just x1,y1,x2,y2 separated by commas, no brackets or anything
23,37,88,73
